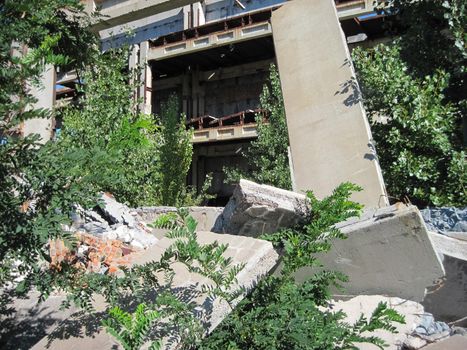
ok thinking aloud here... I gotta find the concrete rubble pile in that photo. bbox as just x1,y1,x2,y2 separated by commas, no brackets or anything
71,192,158,250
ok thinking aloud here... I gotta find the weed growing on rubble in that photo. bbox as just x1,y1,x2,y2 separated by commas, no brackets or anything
200,182,405,350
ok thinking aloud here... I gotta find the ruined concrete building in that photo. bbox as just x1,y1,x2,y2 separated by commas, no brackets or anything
27,0,389,207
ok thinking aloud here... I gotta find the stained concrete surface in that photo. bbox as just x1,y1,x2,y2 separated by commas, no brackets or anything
216,179,310,236
271,0,387,208
423,255,467,327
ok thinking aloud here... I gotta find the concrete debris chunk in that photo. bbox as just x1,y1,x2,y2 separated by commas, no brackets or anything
99,192,136,227
306,204,445,301
136,206,224,231
216,179,310,236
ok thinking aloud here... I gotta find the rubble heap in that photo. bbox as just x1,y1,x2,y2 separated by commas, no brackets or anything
72,192,158,250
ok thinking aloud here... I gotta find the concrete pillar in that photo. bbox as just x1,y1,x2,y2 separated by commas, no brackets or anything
23,64,55,143
138,41,152,114
271,0,388,208
182,73,190,116
193,2,206,27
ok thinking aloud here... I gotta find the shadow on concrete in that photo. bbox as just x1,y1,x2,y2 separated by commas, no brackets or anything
45,310,105,348
423,255,467,327
335,77,362,107
0,300,63,350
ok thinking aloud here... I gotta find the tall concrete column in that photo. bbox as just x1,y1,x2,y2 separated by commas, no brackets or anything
138,41,152,114
272,0,388,208
23,64,55,143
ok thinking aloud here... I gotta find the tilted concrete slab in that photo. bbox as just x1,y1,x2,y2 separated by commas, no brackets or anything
428,231,467,261
271,0,388,209
31,231,278,349
296,204,445,302
135,206,224,231
0,291,77,350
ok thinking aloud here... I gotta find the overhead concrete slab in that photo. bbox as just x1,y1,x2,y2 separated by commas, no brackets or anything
271,0,387,208
31,231,279,349
296,204,445,302
92,0,199,32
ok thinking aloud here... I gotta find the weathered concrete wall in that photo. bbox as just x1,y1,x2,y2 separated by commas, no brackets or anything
296,205,445,302
271,0,388,208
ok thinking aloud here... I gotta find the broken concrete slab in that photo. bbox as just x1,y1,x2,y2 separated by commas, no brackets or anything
216,179,310,236
429,232,467,261
271,0,388,208
423,254,467,327
31,231,279,349
296,204,445,302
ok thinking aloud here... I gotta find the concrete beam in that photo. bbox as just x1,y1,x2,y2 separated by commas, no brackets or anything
272,0,387,208
191,124,259,143
148,21,272,61
92,0,199,32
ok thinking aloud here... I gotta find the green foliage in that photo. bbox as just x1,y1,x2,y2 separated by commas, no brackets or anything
157,96,195,206
225,64,292,190
352,0,466,207
102,303,162,350
201,183,403,350
0,0,100,311
58,49,161,207
151,209,245,307
353,42,466,206
265,182,363,276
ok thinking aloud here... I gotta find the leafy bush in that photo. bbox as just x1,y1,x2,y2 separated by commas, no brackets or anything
353,43,465,206
58,49,161,207
225,64,292,190
0,0,100,311
157,95,195,206
352,0,466,206
102,303,162,350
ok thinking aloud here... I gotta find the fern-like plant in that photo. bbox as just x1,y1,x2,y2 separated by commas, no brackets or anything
102,303,162,350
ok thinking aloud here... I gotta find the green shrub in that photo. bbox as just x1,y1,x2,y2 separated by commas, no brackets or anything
58,49,161,207
353,43,466,206
225,64,292,190
352,0,466,206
